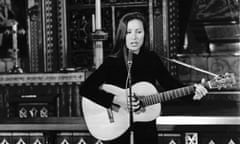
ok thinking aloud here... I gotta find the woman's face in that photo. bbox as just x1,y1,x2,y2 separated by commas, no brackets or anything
125,19,144,54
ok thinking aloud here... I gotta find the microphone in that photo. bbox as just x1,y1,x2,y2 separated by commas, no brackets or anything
128,51,133,65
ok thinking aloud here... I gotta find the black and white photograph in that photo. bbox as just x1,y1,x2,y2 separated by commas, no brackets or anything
0,0,239,144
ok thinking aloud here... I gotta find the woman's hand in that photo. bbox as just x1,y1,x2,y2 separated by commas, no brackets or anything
113,93,142,112
193,79,208,100
127,95,142,112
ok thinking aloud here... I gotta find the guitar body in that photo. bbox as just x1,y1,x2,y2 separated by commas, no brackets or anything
82,82,161,141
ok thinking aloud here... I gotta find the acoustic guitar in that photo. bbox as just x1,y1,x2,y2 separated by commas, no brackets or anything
82,73,235,141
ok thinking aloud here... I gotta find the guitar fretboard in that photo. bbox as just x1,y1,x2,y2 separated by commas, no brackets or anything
141,85,195,106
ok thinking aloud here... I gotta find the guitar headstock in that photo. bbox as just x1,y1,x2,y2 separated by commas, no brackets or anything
208,73,236,90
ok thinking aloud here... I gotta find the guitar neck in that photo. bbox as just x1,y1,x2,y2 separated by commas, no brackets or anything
141,85,196,106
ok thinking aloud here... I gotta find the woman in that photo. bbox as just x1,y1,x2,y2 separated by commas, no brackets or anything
80,12,208,144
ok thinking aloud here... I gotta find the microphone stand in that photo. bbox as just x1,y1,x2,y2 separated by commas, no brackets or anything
127,52,134,144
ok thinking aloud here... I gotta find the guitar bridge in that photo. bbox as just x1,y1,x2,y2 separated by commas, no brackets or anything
107,109,114,123
107,104,120,123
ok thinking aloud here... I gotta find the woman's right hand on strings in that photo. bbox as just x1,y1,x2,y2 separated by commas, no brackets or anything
113,93,142,112
127,95,142,112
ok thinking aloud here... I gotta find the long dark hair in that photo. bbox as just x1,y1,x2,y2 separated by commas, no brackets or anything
110,12,149,62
